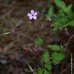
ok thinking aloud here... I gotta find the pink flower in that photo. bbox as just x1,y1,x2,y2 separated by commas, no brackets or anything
27,10,37,20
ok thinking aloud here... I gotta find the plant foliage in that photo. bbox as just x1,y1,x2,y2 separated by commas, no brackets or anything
47,0,74,30
37,50,52,74
52,52,65,64
37,44,65,74
35,38,44,46
48,45,63,52
48,44,65,64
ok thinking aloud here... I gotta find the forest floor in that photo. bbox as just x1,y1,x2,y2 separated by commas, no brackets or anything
0,0,74,74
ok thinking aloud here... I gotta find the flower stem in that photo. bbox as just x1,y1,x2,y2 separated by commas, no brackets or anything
32,20,35,49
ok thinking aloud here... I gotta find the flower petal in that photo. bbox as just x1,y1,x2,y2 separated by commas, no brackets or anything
31,10,35,15
27,13,33,20
33,15,37,19
29,15,33,20
34,12,37,15
27,13,31,17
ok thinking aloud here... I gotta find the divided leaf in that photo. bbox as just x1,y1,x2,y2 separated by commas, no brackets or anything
46,6,54,19
67,20,74,27
52,52,65,64
41,50,50,63
35,38,44,46
43,69,51,74
54,0,66,11
37,68,43,74
52,13,69,30
48,45,63,51
37,50,52,74
44,62,52,71
37,68,51,74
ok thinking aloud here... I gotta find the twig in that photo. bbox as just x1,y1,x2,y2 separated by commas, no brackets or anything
65,34,74,51
60,62,71,74
5,16,20,27
61,34,74,74
61,61,64,74
0,1,16,18
71,53,73,74
26,61,33,72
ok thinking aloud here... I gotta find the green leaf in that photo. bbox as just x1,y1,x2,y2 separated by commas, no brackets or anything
41,50,50,63
52,52,65,64
37,68,51,74
48,45,63,51
52,13,69,30
46,6,54,19
52,20,63,31
64,4,72,18
37,68,43,74
35,38,44,46
67,20,74,27
38,50,52,74
43,69,51,74
54,0,66,11
44,62,52,71
64,4,72,13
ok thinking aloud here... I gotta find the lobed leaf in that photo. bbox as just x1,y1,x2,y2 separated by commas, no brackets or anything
52,52,65,64
35,38,44,46
40,50,50,63
48,45,63,51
